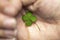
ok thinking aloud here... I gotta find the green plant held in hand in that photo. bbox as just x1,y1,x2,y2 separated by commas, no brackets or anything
25,20,32,26
22,11,37,26
30,16,37,22
22,15,30,21
26,11,33,17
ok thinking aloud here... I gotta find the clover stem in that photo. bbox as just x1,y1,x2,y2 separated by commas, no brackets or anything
35,23,40,31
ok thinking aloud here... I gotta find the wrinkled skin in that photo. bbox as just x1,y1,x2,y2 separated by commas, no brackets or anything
0,0,36,40
0,0,22,16
0,0,36,16
28,0,60,20
21,0,36,6
17,9,60,40
0,0,60,40
17,0,60,40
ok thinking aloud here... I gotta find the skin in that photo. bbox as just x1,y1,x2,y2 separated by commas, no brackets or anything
0,0,36,16
28,0,60,21
0,0,36,39
0,39,15,40
0,0,60,40
0,0,22,16
0,0,19,39
0,13,16,39
0,29,15,38
21,0,36,6
0,13,16,29
17,9,60,40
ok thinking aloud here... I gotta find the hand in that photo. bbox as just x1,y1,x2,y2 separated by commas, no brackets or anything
0,0,36,40
28,0,60,21
0,0,18,39
0,0,60,40
0,0,22,16
17,0,60,40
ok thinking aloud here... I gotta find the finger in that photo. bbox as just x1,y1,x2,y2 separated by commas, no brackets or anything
0,30,16,38
0,38,16,40
0,13,16,29
28,0,60,20
21,0,36,6
27,0,42,11
27,5,36,11
0,0,22,16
